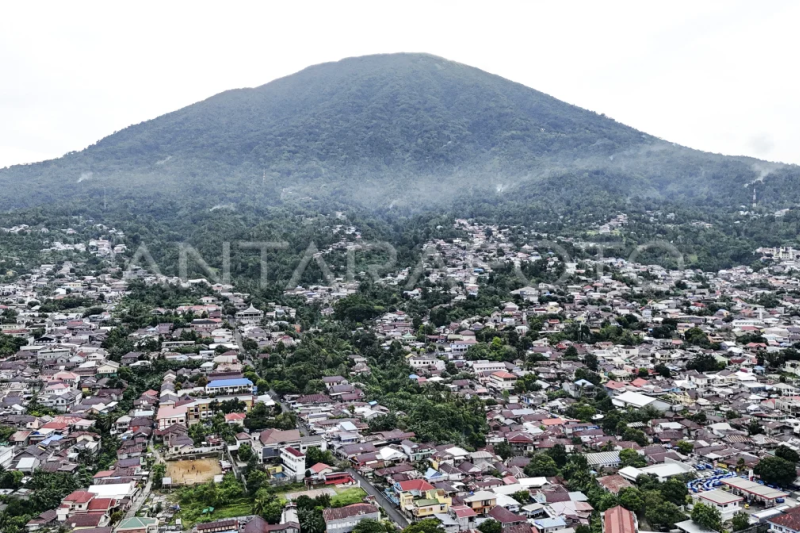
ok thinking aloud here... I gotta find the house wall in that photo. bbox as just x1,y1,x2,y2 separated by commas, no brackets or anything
326,512,381,533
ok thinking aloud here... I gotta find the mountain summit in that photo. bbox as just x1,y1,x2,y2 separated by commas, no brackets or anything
0,53,793,211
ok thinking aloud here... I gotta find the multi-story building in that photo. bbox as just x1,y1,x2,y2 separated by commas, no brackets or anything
280,446,306,481
392,479,452,520
156,405,187,430
461,491,497,516
488,371,517,391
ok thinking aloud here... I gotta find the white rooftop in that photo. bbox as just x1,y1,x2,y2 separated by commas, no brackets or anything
699,489,743,505
613,390,656,408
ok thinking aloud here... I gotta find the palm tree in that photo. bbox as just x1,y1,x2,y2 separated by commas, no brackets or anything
252,488,272,516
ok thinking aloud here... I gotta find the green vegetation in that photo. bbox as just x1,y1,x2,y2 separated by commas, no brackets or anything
691,502,722,532
2,54,800,286
775,445,800,464
1,53,781,216
173,474,248,527
0,471,84,533
331,487,367,507
353,519,394,533
180,499,253,527
0,334,26,357
402,519,446,533
619,449,647,468
754,456,798,487
732,512,751,532
478,520,502,533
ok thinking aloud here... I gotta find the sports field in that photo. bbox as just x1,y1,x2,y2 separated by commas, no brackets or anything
166,458,222,485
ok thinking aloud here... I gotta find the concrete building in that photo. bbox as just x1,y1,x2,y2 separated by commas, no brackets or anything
206,378,254,395
236,305,264,325
322,504,381,533
696,490,743,520
281,446,306,481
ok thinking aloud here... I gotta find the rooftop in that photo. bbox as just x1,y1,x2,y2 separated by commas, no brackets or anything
604,506,637,533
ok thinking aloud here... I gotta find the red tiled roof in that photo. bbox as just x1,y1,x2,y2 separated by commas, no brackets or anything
283,446,304,458
310,463,332,473
65,490,95,503
604,506,636,533
597,475,633,495
769,507,800,531
67,513,104,527
397,479,434,492
87,498,116,511
489,505,526,524
451,505,477,518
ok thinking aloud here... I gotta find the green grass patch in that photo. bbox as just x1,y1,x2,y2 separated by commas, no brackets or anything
331,487,366,507
176,498,253,528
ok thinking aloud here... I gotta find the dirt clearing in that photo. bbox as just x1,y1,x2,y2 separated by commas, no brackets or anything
165,458,222,486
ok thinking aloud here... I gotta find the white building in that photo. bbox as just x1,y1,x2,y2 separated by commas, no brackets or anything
488,371,517,391
281,446,306,481
236,305,264,325
696,490,743,520
619,461,694,482
612,390,671,412
472,360,506,374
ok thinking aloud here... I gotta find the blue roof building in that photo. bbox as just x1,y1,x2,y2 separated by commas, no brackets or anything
205,378,254,394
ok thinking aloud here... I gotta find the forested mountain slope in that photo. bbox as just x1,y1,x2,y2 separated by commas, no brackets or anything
1,53,796,213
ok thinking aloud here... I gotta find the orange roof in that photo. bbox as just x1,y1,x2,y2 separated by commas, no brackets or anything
451,505,477,518
41,421,69,430
604,506,636,533
87,498,116,511
310,462,332,473
542,418,565,426
65,490,94,504
397,479,435,492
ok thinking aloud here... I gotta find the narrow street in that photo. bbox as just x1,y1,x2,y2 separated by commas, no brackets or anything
125,476,152,519
348,468,409,528
125,440,162,519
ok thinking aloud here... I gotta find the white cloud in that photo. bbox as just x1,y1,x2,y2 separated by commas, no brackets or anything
0,0,798,167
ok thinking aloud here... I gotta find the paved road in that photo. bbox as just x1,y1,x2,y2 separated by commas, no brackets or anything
233,329,255,368
126,477,152,519
125,440,161,519
348,468,409,528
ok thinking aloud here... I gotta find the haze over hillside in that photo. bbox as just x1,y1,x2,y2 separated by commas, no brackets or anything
0,53,794,212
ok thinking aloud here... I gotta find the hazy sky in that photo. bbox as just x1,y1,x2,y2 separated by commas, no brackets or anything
2,1,799,168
